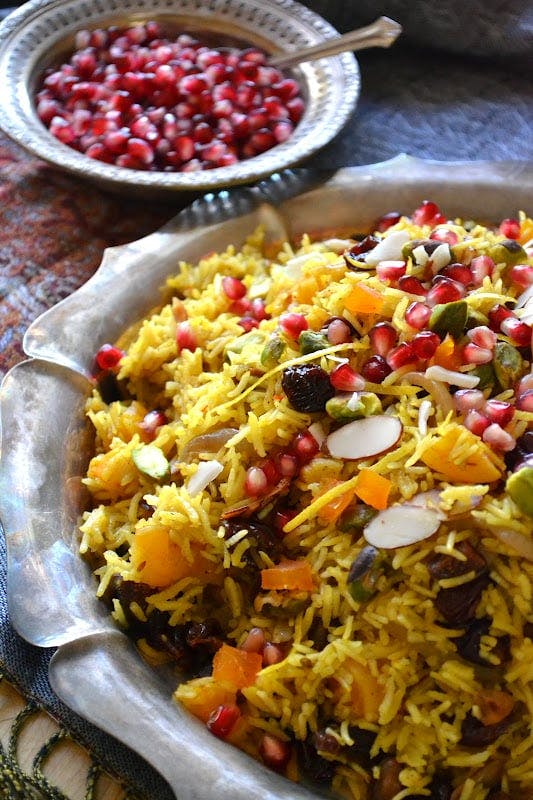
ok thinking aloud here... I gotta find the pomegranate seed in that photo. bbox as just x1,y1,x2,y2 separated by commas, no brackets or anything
36,23,305,171
241,627,265,653
292,431,320,464
462,343,493,365
95,343,125,371
375,211,402,232
262,643,285,666
412,200,446,227
273,508,297,533
467,325,498,350
140,409,168,439
272,78,300,101
426,278,465,307
454,389,486,413
104,129,129,154
412,331,440,359
286,97,305,123
386,342,418,371
238,316,259,332
261,457,281,486
482,423,516,452
176,321,197,351
500,317,531,347
369,322,398,356
429,229,459,245
127,137,154,164
361,355,392,383
499,218,521,239
230,298,251,315
207,704,241,738
516,389,533,412
398,275,427,296
509,264,533,289
279,313,308,340
517,373,533,394
376,260,406,282
325,318,353,345
278,452,299,477
329,363,365,391
49,116,76,144
250,299,268,321
175,135,195,162
222,276,246,300
259,735,291,772
405,301,431,330
484,400,514,427
245,466,268,496
440,264,472,286
488,304,514,332
464,409,491,436
470,255,494,286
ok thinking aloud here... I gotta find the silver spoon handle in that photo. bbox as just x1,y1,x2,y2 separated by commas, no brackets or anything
269,16,402,69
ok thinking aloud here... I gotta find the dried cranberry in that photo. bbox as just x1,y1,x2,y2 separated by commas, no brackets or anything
281,363,334,412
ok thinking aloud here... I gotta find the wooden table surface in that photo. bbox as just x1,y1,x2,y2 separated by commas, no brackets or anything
0,678,127,799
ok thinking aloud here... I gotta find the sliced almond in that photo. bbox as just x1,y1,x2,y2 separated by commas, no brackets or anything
364,504,442,549
186,460,224,497
364,230,411,267
326,415,402,460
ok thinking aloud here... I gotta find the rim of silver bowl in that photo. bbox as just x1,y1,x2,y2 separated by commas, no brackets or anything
0,0,360,192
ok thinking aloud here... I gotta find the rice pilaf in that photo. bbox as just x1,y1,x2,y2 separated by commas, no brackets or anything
80,202,533,800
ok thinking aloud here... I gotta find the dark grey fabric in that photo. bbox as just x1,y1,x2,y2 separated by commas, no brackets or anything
0,1,532,798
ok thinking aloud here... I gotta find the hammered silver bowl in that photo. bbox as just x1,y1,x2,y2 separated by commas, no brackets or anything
0,0,359,194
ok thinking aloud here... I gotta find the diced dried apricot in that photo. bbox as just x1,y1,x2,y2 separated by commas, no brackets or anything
212,644,262,689
344,283,384,315
421,425,503,484
130,524,215,588
354,469,391,510
261,559,314,591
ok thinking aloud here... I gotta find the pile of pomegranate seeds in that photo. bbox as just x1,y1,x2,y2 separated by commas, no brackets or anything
36,22,304,172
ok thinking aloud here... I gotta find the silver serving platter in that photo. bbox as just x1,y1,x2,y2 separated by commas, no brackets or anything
1,156,532,799
0,0,359,194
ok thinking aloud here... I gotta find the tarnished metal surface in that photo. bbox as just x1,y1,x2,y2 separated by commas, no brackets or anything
1,158,532,798
0,0,359,194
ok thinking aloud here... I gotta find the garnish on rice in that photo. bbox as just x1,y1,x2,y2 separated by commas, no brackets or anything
81,202,533,800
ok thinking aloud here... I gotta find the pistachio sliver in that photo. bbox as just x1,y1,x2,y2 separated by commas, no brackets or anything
132,444,170,479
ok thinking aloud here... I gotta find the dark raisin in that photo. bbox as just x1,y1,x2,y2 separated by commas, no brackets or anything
455,616,511,666
281,363,334,412
460,711,512,747
429,771,454,800
137,498,155,519
524,621,533,640
370,758,403,800
346,727,378,769
185,619,223,653
307,617,328,651
487,790,511,800
434,571,490,624
427,541,486,580
505,430,533,471
222,518,283,568
96,371,125,403
296,737,336,785
313,730,341,756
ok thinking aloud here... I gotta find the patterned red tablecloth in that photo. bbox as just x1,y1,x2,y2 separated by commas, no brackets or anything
0,132,177,379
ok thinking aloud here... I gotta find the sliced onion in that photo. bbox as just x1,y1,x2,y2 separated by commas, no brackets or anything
490,528,533,562
401,371,454,416
418,398,433,435
182,427,239,459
